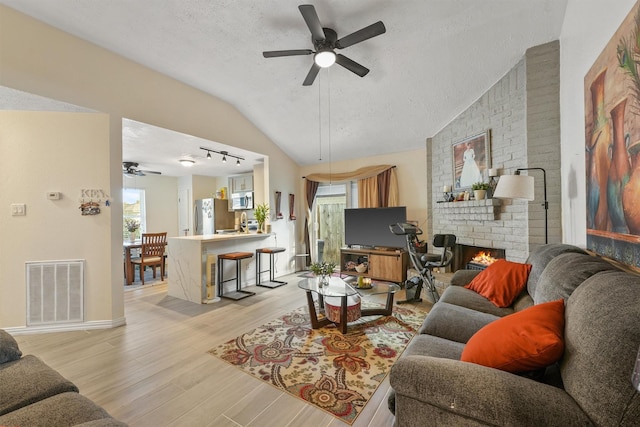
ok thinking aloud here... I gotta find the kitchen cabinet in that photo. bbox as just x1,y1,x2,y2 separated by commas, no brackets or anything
229,174,253,193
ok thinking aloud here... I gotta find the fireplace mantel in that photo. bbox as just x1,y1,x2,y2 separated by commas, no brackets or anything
435,199,501,221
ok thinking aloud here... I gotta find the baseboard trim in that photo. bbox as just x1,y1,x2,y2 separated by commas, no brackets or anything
4,317,127,335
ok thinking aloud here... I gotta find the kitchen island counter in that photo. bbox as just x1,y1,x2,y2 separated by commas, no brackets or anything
168,232,279,304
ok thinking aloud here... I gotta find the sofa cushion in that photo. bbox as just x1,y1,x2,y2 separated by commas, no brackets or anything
525,243,585,298
562,271,640,426
0,355,78,415
464,259,532,307
534,252,618,304
403,334,465,360
440,284,528,317
419,302,500,343
0,329,22,364
461,300,565,373
0,392,118,427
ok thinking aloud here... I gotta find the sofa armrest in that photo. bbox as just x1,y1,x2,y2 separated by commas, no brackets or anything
390,356,593,427
449,269,481,287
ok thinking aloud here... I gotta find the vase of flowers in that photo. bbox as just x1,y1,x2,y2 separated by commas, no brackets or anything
309,261,337,287
254,203,270,233
124,218,140,242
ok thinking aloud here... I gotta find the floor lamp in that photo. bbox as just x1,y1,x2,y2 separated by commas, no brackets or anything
493,167,548,244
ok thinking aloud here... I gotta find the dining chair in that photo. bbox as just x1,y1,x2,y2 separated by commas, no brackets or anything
130,232,167,285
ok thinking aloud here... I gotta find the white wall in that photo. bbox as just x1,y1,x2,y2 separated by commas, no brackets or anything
124,174,179,237
560,0,637,245
0,111,113,328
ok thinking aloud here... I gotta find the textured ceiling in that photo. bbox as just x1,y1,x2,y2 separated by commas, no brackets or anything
1,0,568,175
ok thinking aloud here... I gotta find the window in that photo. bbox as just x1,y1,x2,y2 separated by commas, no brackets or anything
312,182,357,264
123,188,146,239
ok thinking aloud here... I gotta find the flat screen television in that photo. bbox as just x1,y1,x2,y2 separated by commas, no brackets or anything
344,207,407,249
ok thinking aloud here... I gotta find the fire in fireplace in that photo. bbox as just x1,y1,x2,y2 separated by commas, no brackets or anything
453,244,506,272
468,251,499,269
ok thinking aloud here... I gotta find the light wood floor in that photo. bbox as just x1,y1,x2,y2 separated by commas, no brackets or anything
15,272,433,427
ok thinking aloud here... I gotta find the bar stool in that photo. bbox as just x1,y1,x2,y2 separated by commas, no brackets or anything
217,251,255,300
256,247,287,288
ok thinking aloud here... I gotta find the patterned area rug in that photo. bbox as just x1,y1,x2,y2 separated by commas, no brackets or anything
208,302,427,424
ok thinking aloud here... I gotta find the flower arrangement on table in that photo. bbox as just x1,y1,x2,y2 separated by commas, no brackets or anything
309,261,337,286
124,218,140,242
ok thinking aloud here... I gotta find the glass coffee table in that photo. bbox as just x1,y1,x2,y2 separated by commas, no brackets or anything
298,276,401,333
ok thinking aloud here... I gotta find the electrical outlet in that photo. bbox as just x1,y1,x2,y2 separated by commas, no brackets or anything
11,203,26,216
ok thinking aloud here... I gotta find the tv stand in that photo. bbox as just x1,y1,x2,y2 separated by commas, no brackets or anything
340,247,408,284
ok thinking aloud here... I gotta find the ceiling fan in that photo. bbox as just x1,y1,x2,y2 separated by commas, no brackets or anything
122,161,161,177
263,4,386,86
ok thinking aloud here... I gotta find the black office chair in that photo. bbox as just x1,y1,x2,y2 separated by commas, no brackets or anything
390,223,456,303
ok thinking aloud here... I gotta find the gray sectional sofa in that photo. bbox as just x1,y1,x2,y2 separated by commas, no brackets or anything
389,243,640,426
0,330,127,427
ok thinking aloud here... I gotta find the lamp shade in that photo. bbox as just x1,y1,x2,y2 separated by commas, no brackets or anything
493,174,535,201
633,346,640,391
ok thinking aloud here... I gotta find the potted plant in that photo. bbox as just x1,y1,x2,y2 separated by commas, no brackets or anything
309,261,337,286
472,182,490,200
253,203,270,233
124,218,140,242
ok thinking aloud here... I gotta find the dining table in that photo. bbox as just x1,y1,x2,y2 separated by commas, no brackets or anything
123,240,167,285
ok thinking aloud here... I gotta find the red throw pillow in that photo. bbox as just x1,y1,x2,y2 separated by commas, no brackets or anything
460,299,565,373
464,259,532,307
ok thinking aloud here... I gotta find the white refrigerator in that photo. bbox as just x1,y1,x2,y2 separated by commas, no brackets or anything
193,198,235,235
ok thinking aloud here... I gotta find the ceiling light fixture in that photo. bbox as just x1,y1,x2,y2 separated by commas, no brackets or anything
200,147,245,165
179,159,195,167
314,49,336,68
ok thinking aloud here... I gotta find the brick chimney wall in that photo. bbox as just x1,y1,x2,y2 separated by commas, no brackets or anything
427,41,561,263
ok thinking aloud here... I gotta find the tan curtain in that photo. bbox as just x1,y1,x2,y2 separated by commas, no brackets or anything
304,179,320,264
304,165,394,182
358,176,379,208
388,167,399,206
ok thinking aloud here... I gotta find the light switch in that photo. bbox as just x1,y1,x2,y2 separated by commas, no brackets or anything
11,203,26,216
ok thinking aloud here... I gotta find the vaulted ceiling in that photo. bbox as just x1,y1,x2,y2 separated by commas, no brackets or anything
1,0,568,174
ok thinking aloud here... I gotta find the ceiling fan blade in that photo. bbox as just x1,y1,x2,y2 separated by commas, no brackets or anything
263,49,313,58
336,21,386,49
335,54,369,77
299,5,326,42
303,63,321,86
140,170,161,175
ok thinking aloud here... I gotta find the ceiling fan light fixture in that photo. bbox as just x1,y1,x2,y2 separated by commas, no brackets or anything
314,49,336,68
179,159,195,167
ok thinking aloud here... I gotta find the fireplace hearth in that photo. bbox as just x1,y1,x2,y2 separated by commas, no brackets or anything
453,244,506,272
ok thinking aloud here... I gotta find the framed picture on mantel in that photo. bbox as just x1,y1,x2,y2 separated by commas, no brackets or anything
452,130,491,191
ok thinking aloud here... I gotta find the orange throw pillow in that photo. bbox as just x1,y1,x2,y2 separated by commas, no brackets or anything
464,259,532,307
460,299,565,373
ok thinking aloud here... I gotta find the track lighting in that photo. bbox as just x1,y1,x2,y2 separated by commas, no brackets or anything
200,147,244,165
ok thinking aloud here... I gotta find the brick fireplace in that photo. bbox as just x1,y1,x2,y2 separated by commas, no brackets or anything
425,42,561,264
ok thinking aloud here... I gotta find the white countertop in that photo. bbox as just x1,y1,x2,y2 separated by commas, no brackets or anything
168,232,271,243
